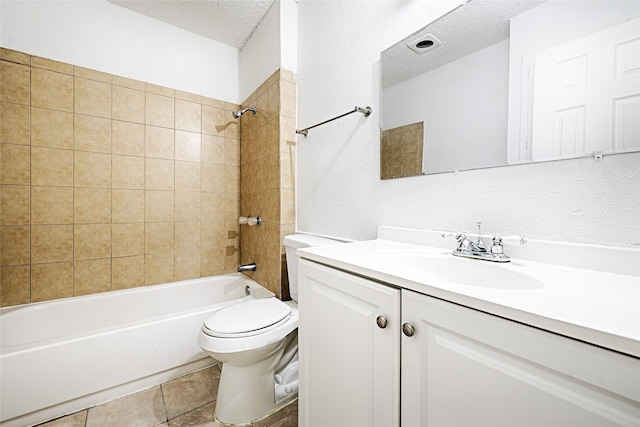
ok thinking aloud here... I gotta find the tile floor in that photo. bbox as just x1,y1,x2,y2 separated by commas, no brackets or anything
36,364,298,427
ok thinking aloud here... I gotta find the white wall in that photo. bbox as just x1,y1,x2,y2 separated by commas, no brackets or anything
0,0,240,102
296,0,640,247
240,0,298,102
382,39,509,174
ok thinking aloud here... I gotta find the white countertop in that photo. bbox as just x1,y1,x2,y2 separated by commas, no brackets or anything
299,237,640,358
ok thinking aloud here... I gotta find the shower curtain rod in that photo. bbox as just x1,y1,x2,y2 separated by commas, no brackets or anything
296,106,372,137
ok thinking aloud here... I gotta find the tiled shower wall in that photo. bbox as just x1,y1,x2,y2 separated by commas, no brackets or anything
239,69,296,299
380,121,424,179
0,47,241,307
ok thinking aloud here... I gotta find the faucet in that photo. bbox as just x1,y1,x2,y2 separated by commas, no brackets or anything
238,263,256,272
450,222,525,263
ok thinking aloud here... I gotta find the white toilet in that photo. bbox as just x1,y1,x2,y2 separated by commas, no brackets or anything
198,233,340,424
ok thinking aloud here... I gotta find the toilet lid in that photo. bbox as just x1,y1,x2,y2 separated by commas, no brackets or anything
203,298,292,337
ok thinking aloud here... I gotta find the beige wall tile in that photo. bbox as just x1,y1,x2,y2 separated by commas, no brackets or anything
175,99,201,133
112,154,144,189
1,185,30,225
224,119,240,139
31,262,73,302
112,121,145,157
280,79,297,119
75,77,111,118
175,251,201,281
74,187,111,223
225,138,240,166
145,253,174,286
146,93,174,128
31,67,73,111
224,165,239,194
281,188,296,225
175,90,201,103
200,248,224,277
112,85,145,124
74,66,111,83
1,225,30,266
74,151,111,187
145,190,174,222
145,222,175,254
175,130,201,162
146,157,174,190
200,192,224,221
1,143,30,185
201,105,226,136
112,255,145,290
1,102,30,145
146,125,174,159
1,265,30,306
175,221,200,251
32,186,73,224
31,224,73,264
74,114,111,153
200,220,225,250
31,146,73,187
74,224,111,260
74,258,111,296
31,56,73,74
201,163,224,192
112,223,145,257
146,83,174,97
1,61,30,105
161,365,218,419
31,107,73,149
175,191,200,222
201,135,224,164
175,161,200,192
1,48,30,65
112,75,145,91
112,189,144,223
86,385,166,427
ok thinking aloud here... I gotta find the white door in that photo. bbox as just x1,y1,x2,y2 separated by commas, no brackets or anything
401,289,640,427
531,17,640,161
298,260,400,427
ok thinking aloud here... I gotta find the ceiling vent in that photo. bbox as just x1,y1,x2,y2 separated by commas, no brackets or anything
407,33,442,54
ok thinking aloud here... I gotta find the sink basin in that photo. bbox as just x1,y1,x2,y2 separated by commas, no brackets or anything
374,251,543,289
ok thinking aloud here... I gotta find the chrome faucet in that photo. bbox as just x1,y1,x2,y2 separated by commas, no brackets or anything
450,222,525,263
238,263,256,272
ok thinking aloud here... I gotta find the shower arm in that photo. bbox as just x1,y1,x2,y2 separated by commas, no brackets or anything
296,106,372,137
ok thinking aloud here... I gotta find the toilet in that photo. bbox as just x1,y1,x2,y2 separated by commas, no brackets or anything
198,233,341,424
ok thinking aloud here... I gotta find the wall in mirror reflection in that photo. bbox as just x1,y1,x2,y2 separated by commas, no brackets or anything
380,0,640,178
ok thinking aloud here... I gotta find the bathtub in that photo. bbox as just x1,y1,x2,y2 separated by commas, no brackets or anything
0,274,273,427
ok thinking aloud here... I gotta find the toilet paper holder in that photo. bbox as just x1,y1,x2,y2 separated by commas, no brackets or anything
239,216,262,226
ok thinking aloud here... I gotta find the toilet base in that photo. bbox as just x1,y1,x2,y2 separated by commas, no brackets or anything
213,333,298,424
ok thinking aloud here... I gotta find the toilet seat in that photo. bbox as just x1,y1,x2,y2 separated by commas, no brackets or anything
203,298,292,338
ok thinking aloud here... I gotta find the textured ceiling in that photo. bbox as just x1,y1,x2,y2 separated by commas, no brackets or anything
106,0,275,49
381,0,545,89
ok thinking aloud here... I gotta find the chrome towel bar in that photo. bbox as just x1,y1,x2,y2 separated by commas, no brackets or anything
296,106,372,137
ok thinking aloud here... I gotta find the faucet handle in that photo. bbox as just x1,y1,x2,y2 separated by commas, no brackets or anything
500,236,527,246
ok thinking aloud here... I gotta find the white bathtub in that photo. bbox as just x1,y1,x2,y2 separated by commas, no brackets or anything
0,274,273,427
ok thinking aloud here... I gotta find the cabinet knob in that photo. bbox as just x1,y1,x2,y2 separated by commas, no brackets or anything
376,316,388,329
402,323,415,337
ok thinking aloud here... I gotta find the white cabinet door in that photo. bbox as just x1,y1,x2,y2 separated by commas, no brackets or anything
401,289,640,427
299,259,400,427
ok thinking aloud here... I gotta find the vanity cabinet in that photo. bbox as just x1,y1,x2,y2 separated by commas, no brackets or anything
298,259,401,427
299,259,640,427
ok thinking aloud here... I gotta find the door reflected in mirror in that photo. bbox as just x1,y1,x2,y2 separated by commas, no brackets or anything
380,0,640,179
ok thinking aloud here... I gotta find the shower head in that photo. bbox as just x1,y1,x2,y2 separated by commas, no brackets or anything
232,107,257,118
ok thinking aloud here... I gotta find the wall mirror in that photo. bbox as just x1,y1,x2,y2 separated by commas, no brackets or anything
380,0,640,179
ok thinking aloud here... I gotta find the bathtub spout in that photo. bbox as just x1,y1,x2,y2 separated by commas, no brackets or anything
238,263,256,273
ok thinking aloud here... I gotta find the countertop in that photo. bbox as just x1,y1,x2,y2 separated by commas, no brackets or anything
299,238,640,358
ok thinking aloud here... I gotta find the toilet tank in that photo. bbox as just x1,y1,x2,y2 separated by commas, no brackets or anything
283,234,342,302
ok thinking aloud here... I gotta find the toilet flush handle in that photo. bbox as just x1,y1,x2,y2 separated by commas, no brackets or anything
376,316,388,329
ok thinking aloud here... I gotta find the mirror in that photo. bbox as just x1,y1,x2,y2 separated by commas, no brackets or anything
380,0,640,179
